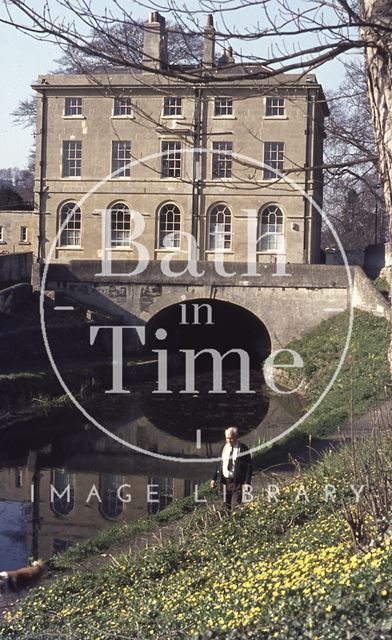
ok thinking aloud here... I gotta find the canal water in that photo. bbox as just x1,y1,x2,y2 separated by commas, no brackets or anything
0,368,302,570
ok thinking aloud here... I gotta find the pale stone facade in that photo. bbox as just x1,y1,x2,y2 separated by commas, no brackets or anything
32,12,328,267
0,210,35,255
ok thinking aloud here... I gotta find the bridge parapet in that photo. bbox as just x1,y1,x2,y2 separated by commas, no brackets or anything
41,262,388,351
45,261,351,289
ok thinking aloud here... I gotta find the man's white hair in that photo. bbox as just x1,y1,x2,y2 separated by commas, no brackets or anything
225,427,238,436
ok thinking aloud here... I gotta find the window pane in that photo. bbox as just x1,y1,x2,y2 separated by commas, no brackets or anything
110,203,131,247
62,141,82,177
64,97,82,116
113,97,132,116
148,477,174,514
158,203,181,248
263,142,284,180
51,469,75,516
99,474,124,519
163,97,182,116
161,141,181,178
265,97,285,117
112,141,132,177
208,204,232,250
212,142,233,179
59,202,81,246
258,205,284,251
214,97,233,116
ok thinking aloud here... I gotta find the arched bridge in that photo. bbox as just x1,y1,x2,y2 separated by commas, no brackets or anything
44,261,388,354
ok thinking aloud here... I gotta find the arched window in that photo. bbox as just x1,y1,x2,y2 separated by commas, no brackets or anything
59,202,81,246
51,469,75,516
99,474,124,519
258,205,284,251
208,204,232,251
148,477,174,515
158,203,181,248
110,202,131,247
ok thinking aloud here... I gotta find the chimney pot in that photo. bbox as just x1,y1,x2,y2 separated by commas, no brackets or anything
143,11,168,69
203,13,215,67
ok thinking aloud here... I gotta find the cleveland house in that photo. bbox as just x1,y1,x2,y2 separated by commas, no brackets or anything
25,12,328,268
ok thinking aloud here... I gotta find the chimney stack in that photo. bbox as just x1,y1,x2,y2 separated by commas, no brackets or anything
142,11,168,69
217,46,235,66
203,14,215,67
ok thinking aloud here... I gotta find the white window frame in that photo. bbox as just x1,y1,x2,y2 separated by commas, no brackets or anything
110,202,131,248
263,142,285,180
208,203,232,251
111,141,132,178
258,205,284,251
214,97,233,117
163,96,182,117
161,141,182,178
20,226,28,243
59,202,82,247
62,141,82,177
158,203,181,249
212,142,233,179
64,97,83,116
265,97,285,117
0,226,3,242
113,97,132,117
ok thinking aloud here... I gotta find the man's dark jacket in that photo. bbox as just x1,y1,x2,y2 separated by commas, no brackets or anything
212,442,252,485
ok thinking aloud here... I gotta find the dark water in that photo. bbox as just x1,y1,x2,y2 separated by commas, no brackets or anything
0,368,301,570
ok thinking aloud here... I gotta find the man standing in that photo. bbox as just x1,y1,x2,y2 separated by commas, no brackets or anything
210,427,252,510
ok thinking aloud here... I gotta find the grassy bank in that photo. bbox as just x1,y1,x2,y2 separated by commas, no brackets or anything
2,437,392,639
253,309,391,466
1,309,392,638
287,309,390,434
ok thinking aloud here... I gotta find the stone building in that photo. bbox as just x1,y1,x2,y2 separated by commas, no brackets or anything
0,210,35,255
31,12,328,267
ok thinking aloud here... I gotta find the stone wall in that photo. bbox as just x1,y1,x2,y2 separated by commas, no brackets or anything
0,252,33,285
352,266,389,319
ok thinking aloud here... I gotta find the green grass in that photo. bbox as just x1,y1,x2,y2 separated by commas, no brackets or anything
253,309,391,466
289,309,390,434
49,484,213,571
1,309,391,639
3,438,392,639
374,275,390,294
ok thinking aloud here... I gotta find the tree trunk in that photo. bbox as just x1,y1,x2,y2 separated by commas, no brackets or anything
361,0,392,369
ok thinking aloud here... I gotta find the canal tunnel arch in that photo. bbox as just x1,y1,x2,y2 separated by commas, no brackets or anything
142,299,272,441
145,298,271,365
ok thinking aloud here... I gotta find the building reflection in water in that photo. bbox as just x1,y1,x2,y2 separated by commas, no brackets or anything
0,461,200,569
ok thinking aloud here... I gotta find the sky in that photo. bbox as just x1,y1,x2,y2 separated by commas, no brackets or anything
0,1,358,170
